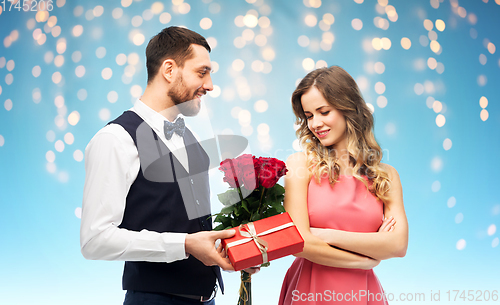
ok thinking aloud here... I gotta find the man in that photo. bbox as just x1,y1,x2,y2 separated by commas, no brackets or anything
81,26,249,305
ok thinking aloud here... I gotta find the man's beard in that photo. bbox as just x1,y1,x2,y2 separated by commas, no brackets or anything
168,74,205,117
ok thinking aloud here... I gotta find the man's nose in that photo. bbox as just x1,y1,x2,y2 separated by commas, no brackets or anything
203,75,213,91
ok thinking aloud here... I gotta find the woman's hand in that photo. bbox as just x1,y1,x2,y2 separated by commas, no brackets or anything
378,216,396,233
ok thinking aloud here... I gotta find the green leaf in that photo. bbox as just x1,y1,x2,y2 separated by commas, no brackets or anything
251,213,262,222
213,224,226,231
241,200,250,213
260,262,270,268
266,185,285,202
274,184,285,195
231,219,240,227
275,205,286,213
220,205,235,214
269,199,283,209
214,214,225,223
247,197,260,209
214,215,232,229
217,189,241,206
265,186,276,197
234,205,241,216
263,207,277,218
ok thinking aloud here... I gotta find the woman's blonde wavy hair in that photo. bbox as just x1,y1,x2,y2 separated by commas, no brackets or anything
292,66,391,202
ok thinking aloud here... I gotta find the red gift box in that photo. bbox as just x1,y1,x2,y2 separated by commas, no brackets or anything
221,212,304,271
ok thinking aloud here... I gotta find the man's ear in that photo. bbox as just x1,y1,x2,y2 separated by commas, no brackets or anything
161,59,176,83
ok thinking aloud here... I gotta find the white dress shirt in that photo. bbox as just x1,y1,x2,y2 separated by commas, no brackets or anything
80,99,191,263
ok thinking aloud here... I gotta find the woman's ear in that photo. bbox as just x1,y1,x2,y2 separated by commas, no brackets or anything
161,59,176,83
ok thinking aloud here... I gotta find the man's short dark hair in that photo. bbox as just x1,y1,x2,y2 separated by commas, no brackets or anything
146,26,211,84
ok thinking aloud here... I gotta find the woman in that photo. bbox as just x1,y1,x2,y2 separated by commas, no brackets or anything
279,66,408,305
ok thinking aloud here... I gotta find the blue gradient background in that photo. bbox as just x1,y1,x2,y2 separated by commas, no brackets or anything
0,0,499,304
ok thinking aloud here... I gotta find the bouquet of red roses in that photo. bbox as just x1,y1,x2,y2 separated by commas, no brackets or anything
214,154,288,305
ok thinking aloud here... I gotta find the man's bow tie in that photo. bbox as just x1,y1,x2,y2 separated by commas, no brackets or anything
164,117,185,140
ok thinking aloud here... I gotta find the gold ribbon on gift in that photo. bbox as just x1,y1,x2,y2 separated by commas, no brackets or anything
225,221,295,265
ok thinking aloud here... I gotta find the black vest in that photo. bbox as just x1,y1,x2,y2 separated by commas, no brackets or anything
109,111,221,297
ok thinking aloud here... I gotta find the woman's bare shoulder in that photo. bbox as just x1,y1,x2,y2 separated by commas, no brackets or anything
286,151,307,164
285,152,311,181
379,163,401,184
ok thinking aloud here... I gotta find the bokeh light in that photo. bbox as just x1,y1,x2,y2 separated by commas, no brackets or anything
305,14,318,27
436,114,446,127
447,197,456,208
374,82,386,94
401,37,411,49
232,59,245,71
73,150,84,162
200,17,213,30
430,179,441,192
480,109,489,121
254,100,268,113
302,58,315,71
479,96,488,108
32,66,41,77
64,133,74,145
4,99,13,111
75,65,85,77
68,111,80,126
456,239,466,250
443,138,452,150
377,96,388,108
352,18,363,30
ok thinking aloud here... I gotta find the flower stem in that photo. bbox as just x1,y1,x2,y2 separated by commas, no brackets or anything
236,185,244,202
258,186,266,218
228,159,244,202
238,270,252,305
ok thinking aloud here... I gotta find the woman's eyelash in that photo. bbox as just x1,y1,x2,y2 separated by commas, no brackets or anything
306,111,329,119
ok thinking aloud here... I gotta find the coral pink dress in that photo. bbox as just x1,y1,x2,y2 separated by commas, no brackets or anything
279,175,388,305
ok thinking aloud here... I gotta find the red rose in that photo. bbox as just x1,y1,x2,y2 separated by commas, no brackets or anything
219,154,261,190
235,154,258,190
220,155,287,190
257,157,288,188
219,158,240,188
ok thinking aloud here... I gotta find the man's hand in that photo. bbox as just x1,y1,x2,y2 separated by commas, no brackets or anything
216,242,261,274
185,230,236,271
243,266,261,275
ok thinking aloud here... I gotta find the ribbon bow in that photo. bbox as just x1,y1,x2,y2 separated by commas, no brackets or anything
225,221,295,265
239,223,269,264
164,117,185,140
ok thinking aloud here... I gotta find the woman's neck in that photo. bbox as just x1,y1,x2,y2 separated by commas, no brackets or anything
330,144,353,176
